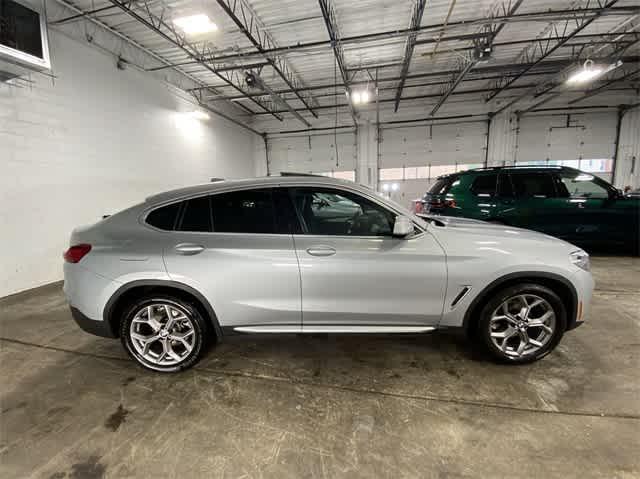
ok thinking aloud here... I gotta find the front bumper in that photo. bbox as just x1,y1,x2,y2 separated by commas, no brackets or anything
567,267,595,330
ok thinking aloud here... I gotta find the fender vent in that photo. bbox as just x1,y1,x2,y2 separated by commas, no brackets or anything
450,286,471,309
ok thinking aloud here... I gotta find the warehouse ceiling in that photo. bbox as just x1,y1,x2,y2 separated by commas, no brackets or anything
49,0,640,132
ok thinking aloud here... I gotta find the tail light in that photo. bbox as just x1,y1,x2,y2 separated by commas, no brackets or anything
428,199,457,209
63,244,92,263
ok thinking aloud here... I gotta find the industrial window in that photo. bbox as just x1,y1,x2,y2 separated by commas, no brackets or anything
470,174,498,196
518,159,613,173
211,189,276,234
510,173,557,198
146,202,182,230
379,164,481,183
379,168,404,181
315,170,356,182
179,196,212,232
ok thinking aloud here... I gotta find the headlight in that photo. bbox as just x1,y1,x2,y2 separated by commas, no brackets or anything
570,250,590,271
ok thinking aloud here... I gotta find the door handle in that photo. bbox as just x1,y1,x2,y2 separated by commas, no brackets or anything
174,243,205,255
306,246,336,257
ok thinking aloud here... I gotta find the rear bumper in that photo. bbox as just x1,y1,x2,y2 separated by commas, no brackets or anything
70,306,117,338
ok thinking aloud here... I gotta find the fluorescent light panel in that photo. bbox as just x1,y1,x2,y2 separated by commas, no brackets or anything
566,67,604,84
173,14,218,34
187,111,210,120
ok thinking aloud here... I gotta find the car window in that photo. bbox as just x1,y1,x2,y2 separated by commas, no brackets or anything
510,173,557,198
273,188,303,234
291,188,396,236
146,202,182,230
179,196,212,232
428,177,456,195
470,174,497,196
558,172,610,199
211,189,276,234
497,173,514,197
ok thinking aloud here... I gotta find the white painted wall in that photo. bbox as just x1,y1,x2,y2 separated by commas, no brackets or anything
0,31,256,297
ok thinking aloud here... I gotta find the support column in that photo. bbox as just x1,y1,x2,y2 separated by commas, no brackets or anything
356,121,378,188
486,110,518,166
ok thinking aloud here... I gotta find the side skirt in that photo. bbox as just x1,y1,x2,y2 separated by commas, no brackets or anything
231,325,437,334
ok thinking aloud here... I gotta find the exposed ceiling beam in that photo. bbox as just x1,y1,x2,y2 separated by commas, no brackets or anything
214,0,319,119
318,0,358,125
250,83,639,116
49,4,119,25
394,0,428,112
429,0,525,116
496,17,640,114
193,57,600,99
145,5,639,71
104,0,284,120
485,0,621,102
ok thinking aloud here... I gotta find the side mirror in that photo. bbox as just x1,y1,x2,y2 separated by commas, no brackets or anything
393,216,415,238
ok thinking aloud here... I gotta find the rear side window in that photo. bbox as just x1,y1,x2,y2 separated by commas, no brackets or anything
428,177,456,195
146,202,181,230
510,173,557,198
179,196,212,232
470,174,497,196
212,189,276,234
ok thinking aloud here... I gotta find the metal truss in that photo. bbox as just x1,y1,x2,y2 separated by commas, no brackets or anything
214,0,319,118
485,0,620,102
429,0,524,116
568,64,640,104
498,15,640,114
105,0,283,120
318,0,358,125
393,0,427,112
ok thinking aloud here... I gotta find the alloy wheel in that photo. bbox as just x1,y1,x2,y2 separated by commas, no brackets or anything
129,302,196,366
489,294,556,359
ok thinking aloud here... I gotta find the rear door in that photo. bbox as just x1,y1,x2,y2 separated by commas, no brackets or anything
496,171,568,237
160,188,301,329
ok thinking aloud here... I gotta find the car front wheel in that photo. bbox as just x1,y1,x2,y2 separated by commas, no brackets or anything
120,296,208,372
478,284,567,363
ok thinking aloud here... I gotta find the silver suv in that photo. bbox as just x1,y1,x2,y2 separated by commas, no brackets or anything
64,176,594,372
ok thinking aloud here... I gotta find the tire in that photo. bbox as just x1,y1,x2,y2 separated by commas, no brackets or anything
120,295,210,372
477,283,566,364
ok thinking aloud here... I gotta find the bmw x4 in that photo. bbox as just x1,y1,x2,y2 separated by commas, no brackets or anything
64,175,594,372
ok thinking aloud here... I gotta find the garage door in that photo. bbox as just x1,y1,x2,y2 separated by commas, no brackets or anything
515,112,616,182
379,121,487,206
267,132,357,180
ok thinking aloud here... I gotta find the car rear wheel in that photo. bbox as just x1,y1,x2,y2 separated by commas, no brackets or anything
478,284,566,364
120,296,209,372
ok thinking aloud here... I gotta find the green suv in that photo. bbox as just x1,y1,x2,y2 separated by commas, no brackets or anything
420,166,639,254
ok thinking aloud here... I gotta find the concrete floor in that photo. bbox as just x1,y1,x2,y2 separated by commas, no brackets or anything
0,257,638,478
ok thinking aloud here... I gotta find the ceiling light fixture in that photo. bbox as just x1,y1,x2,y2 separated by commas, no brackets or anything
350,88,373,105
187,110,210,121
173,14,218,35
566,59,604,84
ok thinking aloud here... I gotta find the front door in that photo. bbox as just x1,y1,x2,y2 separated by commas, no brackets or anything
554,170,627,247
162,188,301,329
288,187,447,327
